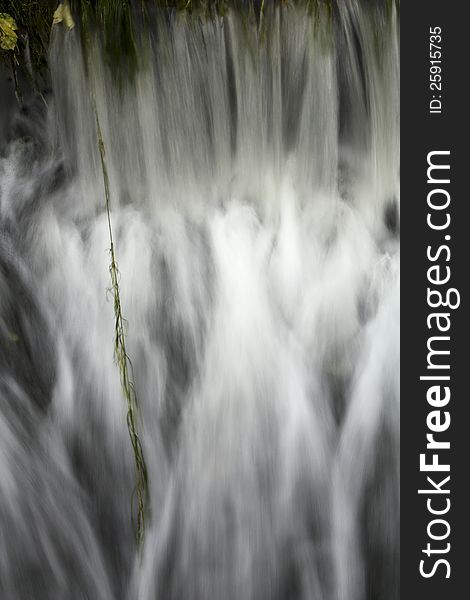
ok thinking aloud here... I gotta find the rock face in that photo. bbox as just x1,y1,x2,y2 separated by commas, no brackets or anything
0,65,15,147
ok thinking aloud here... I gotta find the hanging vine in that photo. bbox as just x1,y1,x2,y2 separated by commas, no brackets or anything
52,3,150,549
94,110,150,548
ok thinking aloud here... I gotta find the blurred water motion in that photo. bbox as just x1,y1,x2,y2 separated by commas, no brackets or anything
0,3,399,599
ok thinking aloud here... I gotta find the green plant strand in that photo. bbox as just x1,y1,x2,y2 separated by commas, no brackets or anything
94,105,150,549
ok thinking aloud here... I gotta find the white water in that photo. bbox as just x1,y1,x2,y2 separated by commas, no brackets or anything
0,4,399,600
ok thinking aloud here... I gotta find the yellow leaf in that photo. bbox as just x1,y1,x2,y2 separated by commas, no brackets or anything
53,2,75,30
0,13,18,51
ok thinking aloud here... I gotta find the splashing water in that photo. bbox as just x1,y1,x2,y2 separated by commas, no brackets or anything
0,3,399,600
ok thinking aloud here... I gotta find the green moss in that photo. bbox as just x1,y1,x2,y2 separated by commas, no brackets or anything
72,1,137,83
0,1,362,83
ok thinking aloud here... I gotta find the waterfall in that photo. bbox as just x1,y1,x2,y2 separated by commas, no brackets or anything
0,3,399,599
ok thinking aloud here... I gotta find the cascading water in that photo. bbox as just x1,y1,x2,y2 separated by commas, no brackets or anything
0,3,399,600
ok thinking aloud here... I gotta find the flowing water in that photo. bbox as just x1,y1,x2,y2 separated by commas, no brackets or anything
0,3,399,600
